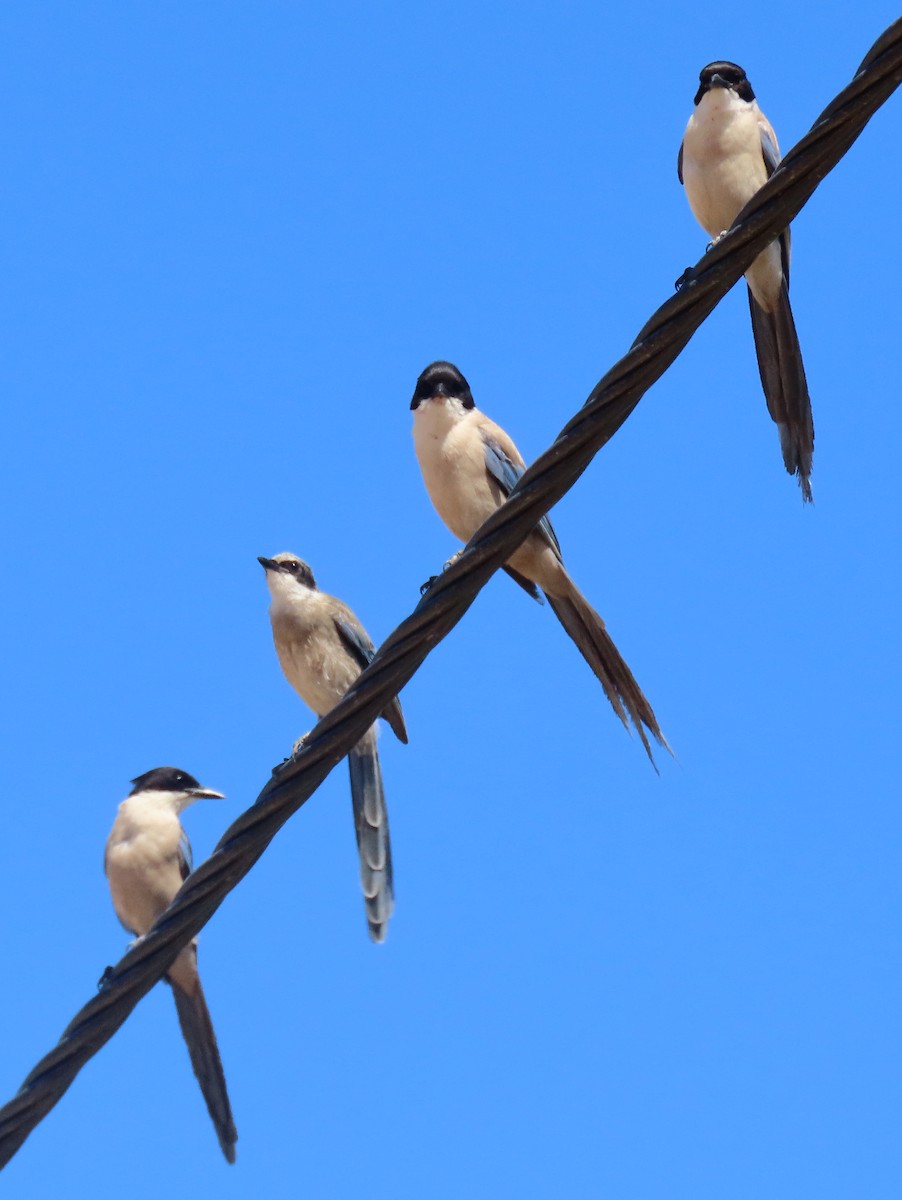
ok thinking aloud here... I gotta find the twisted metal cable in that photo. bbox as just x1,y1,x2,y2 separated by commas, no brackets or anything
2,18,900,1169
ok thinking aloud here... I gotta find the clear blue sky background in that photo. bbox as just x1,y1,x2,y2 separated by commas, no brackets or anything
2,3,900,1196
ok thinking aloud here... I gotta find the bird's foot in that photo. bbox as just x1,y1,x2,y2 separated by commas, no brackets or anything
676,230,730,289
97,965,114,991
271,738,310,776
291,731,312,758
420,550,464,595
674,266,696,290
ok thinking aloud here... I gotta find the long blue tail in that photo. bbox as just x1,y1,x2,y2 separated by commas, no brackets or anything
347,726,394,942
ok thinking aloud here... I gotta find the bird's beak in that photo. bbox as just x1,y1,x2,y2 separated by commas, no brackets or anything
190,787,226,801
710,73,730,89
258,556,278,572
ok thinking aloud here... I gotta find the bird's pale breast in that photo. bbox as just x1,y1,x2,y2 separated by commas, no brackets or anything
413,406,498,543
106,800,184,934
271,593,359,716
682,97,768,238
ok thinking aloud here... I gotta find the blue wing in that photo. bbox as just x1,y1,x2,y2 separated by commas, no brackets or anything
482,433,562,558
759,126,780,177
334,616,376,672
759,124,791,284
335,614,408,741
178,830,193,881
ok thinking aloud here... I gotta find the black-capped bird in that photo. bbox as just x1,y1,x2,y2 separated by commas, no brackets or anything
411,360,667,764
105,766,237,1163
679,61,814,501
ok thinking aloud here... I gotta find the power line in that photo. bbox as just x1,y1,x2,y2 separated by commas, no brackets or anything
1,16,899,1170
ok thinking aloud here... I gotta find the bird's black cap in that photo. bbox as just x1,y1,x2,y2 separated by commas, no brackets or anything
410,361,475,411
695,61,755,106
129,767,222,797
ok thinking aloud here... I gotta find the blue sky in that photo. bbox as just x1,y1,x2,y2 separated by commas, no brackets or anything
2,3,901,1196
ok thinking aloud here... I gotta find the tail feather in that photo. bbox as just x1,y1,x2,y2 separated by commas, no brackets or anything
348,727,394,942
169,962,237,1164
748,284,814,502
546,585,668,767
382,693,409,745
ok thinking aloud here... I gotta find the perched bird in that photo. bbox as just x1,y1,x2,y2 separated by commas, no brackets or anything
259,552,408,942
410,360,667,762
679,60,814,502
105,767,237,1164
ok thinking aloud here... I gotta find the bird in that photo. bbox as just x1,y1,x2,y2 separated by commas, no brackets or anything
679,60,814,502
410,360,667,763
104,766,237,1164
259,552,408,942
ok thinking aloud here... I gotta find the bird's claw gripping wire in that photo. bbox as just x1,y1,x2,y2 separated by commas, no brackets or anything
676,229,731,290
420,550,464,595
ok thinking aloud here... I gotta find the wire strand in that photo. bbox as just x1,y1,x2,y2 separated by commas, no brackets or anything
1,17,899,1169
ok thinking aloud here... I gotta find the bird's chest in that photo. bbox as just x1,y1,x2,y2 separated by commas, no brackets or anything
109,807,179,869
413,412,494,541
106,809,182,932
271,608,352,714
683,107,766,235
